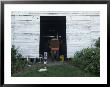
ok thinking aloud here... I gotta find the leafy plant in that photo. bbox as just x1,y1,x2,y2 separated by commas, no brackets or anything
94,37,100,48
11,45,27,74
71,38,100,76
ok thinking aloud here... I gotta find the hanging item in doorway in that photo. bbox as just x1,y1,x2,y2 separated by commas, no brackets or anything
44,52,47,59
50,39,59,51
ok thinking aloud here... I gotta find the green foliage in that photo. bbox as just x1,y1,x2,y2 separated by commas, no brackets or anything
95,37,100,48
12,64,96,77
72,38,100,76
11,45,27,74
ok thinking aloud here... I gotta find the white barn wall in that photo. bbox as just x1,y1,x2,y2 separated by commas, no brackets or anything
11,12,40,58
66,12,100,57
11,11,100,58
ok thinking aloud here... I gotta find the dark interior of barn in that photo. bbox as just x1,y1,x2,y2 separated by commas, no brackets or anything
40,16,67,61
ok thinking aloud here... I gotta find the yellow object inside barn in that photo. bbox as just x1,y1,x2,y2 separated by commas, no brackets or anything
60,55,64,62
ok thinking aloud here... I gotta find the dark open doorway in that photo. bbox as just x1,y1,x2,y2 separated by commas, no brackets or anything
40,16,66,61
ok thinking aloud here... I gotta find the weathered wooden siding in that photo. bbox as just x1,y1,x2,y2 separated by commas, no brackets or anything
11,12,40,58
11,11,100,58
66,12,100,57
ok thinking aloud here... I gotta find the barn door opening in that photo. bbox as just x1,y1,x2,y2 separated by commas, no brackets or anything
40,16,66,61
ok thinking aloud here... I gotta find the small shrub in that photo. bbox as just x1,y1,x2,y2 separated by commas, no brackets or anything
94,37,100,48
11,45,27,74
71,38,100,76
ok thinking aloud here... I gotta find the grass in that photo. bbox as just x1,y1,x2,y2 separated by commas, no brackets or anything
12,62,97,77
